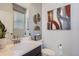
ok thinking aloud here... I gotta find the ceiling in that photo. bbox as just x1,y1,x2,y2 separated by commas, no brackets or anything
16,3,31,8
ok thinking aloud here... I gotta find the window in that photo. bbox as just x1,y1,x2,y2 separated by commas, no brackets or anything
13,4,26,37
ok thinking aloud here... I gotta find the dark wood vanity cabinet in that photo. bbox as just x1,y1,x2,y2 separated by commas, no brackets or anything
22,46,41,56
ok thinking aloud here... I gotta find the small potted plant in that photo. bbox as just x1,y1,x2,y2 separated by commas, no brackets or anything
0,20,7,49
0,21,7,38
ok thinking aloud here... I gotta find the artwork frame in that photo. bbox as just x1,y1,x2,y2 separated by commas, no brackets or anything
33,13,41,24
47,4,71,30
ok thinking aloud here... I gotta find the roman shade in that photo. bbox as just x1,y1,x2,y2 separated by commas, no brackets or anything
13,3,26,14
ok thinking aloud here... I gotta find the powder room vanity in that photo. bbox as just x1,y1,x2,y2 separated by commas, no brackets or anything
0,37,42,56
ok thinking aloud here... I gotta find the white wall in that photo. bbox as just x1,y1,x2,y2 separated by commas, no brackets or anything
42,3,79,56
0,3,13,38
71,3,79,56
29,3,42,39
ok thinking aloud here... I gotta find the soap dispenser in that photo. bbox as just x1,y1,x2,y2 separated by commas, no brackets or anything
58,44,63,56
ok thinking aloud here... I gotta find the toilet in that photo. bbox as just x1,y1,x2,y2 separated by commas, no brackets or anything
42,48,55,56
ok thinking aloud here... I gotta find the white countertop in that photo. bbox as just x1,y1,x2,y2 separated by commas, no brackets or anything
0,39,42,56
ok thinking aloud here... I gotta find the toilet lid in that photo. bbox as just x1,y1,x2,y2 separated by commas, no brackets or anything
42,48,55,56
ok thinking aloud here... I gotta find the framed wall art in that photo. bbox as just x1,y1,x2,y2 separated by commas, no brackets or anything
47,4,71,30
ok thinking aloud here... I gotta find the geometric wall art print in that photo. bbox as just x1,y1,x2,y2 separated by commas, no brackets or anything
47,4,71,30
